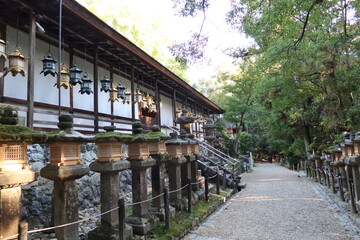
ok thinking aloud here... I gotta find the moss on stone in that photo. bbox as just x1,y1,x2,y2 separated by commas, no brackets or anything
46,129,94,142
95,132,133,142
0,125,47,142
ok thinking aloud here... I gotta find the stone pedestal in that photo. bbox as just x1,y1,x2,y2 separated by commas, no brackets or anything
0,170,35,239
88,160,133,240
168,157,187,210
191,155,200,191
126,158,159,235
149,154,175,221
40,164,89,240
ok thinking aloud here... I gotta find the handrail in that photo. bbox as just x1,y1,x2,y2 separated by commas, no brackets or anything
163,124,241,165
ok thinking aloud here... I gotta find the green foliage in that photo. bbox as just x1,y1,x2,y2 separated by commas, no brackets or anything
76,0,190,82
238,132,253,154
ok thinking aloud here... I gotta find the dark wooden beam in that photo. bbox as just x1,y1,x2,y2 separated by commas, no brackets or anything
27,12,35,128
0,22,6,102
69,47,74,113
155,79,161,126
131,66,135,121
93,46,99,133
172,90,176,125
110,67,114,126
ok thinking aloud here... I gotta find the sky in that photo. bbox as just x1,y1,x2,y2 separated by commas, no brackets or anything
79,0,252,84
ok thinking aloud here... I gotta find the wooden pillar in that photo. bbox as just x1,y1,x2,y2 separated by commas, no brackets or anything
93,46,99,133
110,67,114,126
69,48,74,113
195,107,198,138
0,23,6,102
155,79,161,126
172,90,176,125
131,66,135,121
27,12,36,128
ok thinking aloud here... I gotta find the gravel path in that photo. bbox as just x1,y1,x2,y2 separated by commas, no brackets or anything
184,163,360,240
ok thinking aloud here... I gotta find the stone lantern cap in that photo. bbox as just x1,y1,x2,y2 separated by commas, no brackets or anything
330,147,342,153
165,132,187,145
353,131,360,142
0,105,47,143
46,114,95,143
202,118,215,129
46,129,95,143
175,109,196,125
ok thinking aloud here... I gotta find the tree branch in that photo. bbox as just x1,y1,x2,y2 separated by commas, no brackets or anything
294,0,325,46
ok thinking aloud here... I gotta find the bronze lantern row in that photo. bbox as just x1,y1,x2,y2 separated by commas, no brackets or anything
0,39,26,77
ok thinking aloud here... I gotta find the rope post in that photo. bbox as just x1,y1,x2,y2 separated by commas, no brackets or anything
164,188,170,230
222,172,227,189
205,174,209,202
118,198,125,240
19,222,28,240
216,172,220,195
187,179,192,213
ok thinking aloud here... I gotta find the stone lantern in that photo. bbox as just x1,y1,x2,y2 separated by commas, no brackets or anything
88,126,133,240
40,115,91,240
203,118,216,151
126,121,159,235
145,125,175,221
0,106,47,239
166,132,185,158
165,132,188,210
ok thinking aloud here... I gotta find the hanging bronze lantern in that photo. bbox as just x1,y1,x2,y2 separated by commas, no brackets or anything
8,47,25,77
116,83,126,99
108,84,119,102
146,95,154,106
0,39,6,60
79,73,93,95
54,64,70,89
100,75,111,92
141,93,149,109
123,90,131,104
149,103,157,113
135,88,143,103
69,63,82,86
40,52,57,77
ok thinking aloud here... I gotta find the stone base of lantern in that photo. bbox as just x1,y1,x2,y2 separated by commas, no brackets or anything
0,170,36,239
126,214,159,236
40,164,89,240
149,205,176,221
88,223,133,240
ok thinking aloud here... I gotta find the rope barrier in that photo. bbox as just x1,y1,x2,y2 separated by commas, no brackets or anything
208,173,218,180
23,170,215,235
168,184,189,194
1,234,19,240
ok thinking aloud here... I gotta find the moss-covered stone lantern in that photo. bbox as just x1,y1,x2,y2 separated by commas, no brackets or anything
40,114,91,240
354,132,360,156
95,126,131,162
126,121,159,235
46,115,93,166
0,106,47,239
166,132,185,158
127,121,150,159
147,125,170,155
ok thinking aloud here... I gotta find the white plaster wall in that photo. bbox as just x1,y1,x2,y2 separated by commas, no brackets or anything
160,95,173,127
